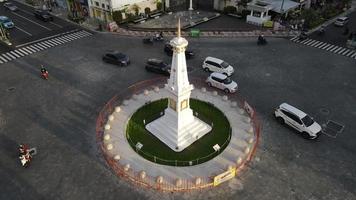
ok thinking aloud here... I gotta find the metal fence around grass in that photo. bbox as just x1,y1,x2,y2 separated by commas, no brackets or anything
96,76,261,191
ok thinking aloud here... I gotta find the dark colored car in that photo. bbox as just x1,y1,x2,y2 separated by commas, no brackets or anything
4,3,18,11
102,51,130,66
164,43,194,59
145,58,170,76
34,10,53,22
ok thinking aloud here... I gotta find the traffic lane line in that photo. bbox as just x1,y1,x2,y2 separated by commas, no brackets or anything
14,26,33,36
50,22,63,28
11,11,52,31
19,8,68,29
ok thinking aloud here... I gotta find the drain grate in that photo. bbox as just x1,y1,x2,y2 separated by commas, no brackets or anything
322,120,345,138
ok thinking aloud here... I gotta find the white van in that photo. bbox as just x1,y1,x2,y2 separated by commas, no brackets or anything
202,57,234,76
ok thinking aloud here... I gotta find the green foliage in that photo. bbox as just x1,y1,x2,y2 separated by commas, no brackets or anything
144,7,151,15
301,9,323,28
223,6,237,14
126,98,231,166
67,14,84,23
25,0,35,5
112,10,123,23
131,3,140,16
156,2,162,10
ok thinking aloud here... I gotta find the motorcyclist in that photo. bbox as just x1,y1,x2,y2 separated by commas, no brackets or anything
40,65,47,74
159,31,163,39
258,34,266,44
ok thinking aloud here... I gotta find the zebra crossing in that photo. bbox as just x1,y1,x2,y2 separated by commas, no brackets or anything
0,30,93,64
290,36,356,60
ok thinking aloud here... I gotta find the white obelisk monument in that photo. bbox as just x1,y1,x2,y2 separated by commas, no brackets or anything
146,19,211,152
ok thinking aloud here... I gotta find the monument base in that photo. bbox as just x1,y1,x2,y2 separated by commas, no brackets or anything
146,113,212,152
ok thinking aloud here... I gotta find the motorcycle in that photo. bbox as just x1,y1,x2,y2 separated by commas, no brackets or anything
40,67,49,80
18,144,37,168
142,37,154,45
153,35,164,42
298,32,308,41
257,37,267,45
318,26,325,36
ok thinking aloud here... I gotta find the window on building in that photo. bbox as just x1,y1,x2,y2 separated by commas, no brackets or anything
95,1,99,6
102,3,105,8
90,0,93,5
107,5,110,10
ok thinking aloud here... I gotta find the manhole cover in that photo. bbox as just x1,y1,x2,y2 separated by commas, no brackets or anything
322,120,345,138
7,87,15,91
320,108,330,115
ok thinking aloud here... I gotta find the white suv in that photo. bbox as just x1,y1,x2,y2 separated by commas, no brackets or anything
274,103,321,139
334,17,349,27
206,72,238,93
202,57,234,76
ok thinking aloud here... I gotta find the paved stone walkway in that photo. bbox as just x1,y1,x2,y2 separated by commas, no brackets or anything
102,86,257,186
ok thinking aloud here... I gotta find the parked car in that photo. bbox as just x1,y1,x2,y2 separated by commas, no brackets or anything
34,9,53,22
102,51,130,66
206,72,238,93
0,16,14,29
202,57,234,76
145,58,170,76
164,43,194,59
0,0,8,3
4,2,18,11
274,103,322,139
334,17,349,27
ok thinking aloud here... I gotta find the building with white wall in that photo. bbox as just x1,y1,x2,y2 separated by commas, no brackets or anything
89,0,158,22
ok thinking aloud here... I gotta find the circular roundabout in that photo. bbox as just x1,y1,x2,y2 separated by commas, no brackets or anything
96,77,261,191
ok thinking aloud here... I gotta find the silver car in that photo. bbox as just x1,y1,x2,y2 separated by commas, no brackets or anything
206,72,238,93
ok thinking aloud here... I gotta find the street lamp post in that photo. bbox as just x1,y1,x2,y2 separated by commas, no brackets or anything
188,0,193,10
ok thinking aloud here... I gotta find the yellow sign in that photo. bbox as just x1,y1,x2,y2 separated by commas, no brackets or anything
213,168,236,186
263,20,273,28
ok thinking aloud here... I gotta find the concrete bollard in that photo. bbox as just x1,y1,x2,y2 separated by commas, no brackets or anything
239,109,245,115
156,176,163,184
195,177,202,185
236,157,242,165
104,124,111,130
104,134,111,141
139,171,146,179
176,178,182,187
144,90,149,96
247,137,254,144
106,143,113,150
212,91,218,96
222,95,228,101
248,127,254,134
246,117,251,123
108,115,114,121
201,87,206,93
244,147,250,154
123,100,129,106
132,94,138,100
115,106,121,113
154,87,160,92
124,164,130,171
231,101,237,107
114,155,121,160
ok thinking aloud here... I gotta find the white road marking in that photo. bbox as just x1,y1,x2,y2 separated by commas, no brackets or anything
321,44,331,49
346,50,355,57
11,12,52,31
16,29,78,48
19,48,32,55
23,46,37,53
333,47,343,53
9,51,21,58
14,50,24,56
15,26,32,36
50,22,63,28
0,56,7,62
18,49,29,55
314,42,326,48
2,53,13,60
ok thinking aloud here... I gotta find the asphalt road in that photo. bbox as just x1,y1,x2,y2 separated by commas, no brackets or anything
309,11,356,47
0,1,78,50
0,34,355,200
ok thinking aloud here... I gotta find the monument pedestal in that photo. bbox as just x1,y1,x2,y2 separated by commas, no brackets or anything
146,108,211,152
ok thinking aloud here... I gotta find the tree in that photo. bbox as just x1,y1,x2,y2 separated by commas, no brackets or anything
131,4,140,16
155,0,162,10
144,7,151,15
112,10,123,23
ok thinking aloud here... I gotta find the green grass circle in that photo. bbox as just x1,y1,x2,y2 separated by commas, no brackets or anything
126,98,231,166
